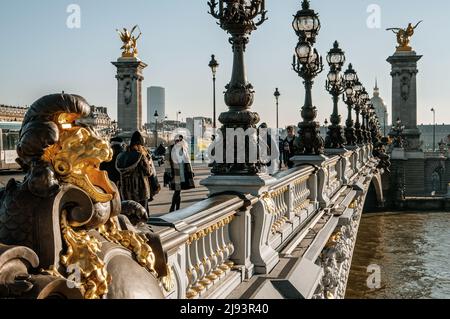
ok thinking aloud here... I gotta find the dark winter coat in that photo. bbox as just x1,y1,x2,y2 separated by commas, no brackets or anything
100,143,124,185
116,147,154,202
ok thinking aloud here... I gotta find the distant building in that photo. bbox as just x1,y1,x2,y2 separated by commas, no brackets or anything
0,104,28,123
0,105,27,168
147,87,165,124
186,117,213,159
82,105,114,137
371,81,389,135
186,117,213,136
418,124,450,152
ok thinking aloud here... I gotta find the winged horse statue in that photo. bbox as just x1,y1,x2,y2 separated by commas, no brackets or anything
386,21,423,51
117,25,142,57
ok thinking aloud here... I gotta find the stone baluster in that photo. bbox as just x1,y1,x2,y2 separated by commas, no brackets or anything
212,224,225,277
218,221,231,273
281,187,289,221
275,190,282,222
223,217,235,269
186,240,199,299
198,232,213,289
205,227,219,282
191,233,206,293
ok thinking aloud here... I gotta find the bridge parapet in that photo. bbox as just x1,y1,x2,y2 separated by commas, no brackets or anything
148,145,383,299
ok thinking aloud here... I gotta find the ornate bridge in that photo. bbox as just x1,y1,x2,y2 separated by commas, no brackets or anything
0,1,392,300
149,144,385,299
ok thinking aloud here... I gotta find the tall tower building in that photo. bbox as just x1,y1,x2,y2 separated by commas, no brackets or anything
371,80,389,135
147,87,165,124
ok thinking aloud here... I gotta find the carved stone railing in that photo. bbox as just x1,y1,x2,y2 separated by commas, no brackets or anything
146,144,383,299
149,194,256,299
259,166,317,253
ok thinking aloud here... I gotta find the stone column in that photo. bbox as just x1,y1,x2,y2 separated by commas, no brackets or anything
387,51,422,151
112,57,147,133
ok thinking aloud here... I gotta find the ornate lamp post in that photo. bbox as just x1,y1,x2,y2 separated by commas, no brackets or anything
176,111,182,128
292,0,324,155
209,55,219,129
363,100,373,144
208,0,267,175
353,82,365,145
154,110,159,148
325,41,346,149
358,88,370,144
274,88,281,131
431,107,436,152
369,104,380,146
343,64,358,147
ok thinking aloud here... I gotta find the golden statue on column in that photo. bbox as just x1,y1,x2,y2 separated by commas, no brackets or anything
386,21,423,52
117,25,142,58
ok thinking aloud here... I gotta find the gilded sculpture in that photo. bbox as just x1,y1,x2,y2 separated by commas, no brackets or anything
386,21,423,52
117,25,142,58
0,93,169,299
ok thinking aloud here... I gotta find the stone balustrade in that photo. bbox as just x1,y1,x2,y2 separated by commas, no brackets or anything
149,194,256,299
148,144,383,299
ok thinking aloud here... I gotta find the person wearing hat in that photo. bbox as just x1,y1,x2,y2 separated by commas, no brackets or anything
116,131,158,213
164,135,195,212
100,137,125,186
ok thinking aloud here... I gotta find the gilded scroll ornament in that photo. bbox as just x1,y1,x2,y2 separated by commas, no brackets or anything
60,211,110,299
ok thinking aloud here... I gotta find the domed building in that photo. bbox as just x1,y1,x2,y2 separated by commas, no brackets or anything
371,80,389,135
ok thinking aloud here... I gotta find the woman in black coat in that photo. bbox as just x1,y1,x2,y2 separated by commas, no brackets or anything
164,135,195,212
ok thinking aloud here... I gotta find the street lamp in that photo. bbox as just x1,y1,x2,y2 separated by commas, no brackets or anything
325,41,346,149
162,115,168,138
292,0,324,155
154,110,159,148
176,111,181,128
209,54,219,129
351,81,364,145
208,0,267,175
343,64,358,147
358,88,370,144
431,108,436,152
364,100,373,144
274,88,281,131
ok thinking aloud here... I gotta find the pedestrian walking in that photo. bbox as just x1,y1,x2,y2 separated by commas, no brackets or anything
164,135,195,212
283,126,296,169
116,131,159,213
100,137,125,186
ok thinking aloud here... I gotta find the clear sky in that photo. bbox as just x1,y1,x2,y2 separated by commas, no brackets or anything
1,0,449,127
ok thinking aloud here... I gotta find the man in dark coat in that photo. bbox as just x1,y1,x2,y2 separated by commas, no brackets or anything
116,131,155,213
283,126,296,169
100,137,125,186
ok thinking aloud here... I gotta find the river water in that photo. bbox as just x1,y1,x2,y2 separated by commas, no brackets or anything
346,212,450,299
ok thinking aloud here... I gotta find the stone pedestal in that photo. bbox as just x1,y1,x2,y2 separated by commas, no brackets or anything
201,174,279,275
112,57,147,133
391,148,407,160
201,174,276,197
291,154,329,168
387,51,422,151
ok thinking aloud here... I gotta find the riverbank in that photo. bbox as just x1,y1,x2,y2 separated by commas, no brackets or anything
393,197,450,211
